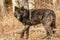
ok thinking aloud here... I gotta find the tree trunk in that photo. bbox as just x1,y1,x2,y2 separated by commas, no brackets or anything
52,0,57,9
0,0,5,19
28,0,35,20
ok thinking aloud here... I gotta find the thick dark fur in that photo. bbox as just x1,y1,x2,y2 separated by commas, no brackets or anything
14,6,56,39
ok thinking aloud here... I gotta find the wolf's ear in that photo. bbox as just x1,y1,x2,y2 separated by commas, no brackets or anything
20,6,24,11
15,6,19,11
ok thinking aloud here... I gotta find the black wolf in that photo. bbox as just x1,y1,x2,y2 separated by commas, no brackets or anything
14,6,56,39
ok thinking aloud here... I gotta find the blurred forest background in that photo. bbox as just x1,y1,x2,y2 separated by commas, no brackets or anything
0,0,60,40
